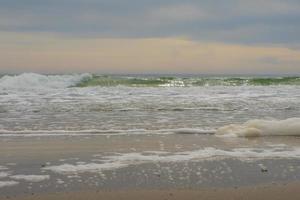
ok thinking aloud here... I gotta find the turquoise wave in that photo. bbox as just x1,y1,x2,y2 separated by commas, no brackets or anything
74,76,300,87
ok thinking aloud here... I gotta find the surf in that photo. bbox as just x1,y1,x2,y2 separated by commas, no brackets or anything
1,73,300,89
74,75,300,87
0,73,91,90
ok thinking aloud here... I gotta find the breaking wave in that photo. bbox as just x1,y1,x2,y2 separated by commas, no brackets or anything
0,73,91,90
0,73,300,89
216,118,300,137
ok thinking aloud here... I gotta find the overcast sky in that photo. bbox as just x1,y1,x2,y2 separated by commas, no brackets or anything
0,0,300,74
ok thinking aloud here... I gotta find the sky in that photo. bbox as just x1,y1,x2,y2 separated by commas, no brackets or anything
0,0,300,74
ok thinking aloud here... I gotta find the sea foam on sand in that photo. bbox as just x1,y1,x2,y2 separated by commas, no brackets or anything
10,175,50,182
0,181,19,188
0,171,11,178
0,166,8,170
216,118,300,137
44,146,300,174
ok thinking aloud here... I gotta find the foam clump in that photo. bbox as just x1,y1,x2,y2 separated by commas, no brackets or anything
216,118,300,137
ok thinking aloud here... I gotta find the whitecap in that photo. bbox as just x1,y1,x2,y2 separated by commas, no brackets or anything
0,73,91,90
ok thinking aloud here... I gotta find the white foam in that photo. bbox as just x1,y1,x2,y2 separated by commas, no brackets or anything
56,179,65,184
216,118,300,137
0,166,8,170
0,73,91,90
6,163,17,166
10,175,50,182
1,117,299,137
0,181,19,188
44,162,128,174
0,171,10,178
0,129,143,136
45,146,300,174
174,128,216,135
0,128,213,137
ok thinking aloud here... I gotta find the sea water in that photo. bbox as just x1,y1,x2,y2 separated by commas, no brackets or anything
0,73,299,137
1,73,300,190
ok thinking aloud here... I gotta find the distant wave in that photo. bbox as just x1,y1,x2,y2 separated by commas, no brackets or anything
216,118,300,137
0,73,300,89
73,75,300,87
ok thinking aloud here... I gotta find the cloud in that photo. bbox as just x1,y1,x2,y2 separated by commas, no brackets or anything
148,4,209,22
0,1,299,74
234,0,300,16
0,32,299,74
0,0,299,46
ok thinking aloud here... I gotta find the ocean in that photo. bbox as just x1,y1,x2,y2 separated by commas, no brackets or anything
1,73,300,194
0,73,299,136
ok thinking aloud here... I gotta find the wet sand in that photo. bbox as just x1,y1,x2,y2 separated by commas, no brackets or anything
4,182,300,200
1,134,300,199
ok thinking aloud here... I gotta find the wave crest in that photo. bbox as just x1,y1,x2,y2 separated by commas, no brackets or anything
75,76,300,87
1,74,300,89
0,73,91,90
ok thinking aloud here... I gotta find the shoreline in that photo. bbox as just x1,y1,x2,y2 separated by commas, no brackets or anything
1,135,300,199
